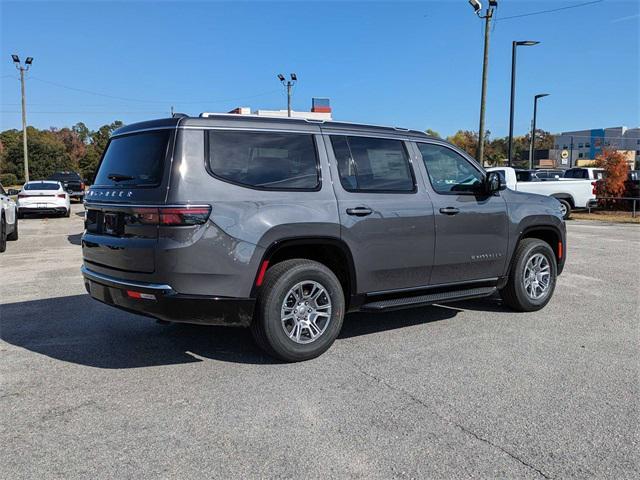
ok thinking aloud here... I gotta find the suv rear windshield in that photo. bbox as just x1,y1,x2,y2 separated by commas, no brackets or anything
94,130,171,187
48,172,81,181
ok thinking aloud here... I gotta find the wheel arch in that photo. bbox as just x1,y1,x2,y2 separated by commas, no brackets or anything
550,193,575,208
251,236,357,304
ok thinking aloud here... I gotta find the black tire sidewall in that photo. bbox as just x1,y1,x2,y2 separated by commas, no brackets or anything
0,216,6,252
260,262,345,361
511,241,557,310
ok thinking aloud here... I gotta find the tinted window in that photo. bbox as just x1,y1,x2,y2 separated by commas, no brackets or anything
94,130,170,187
418,143,483,194
515,170,534,182
24,182,60,191
330,136,414,192
564,169,588,179
48,172,81,181
208,130,319,190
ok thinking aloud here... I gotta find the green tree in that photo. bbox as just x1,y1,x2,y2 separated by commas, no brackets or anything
425,128,441,138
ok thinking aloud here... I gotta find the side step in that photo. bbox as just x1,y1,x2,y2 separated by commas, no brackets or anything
360,286,497,312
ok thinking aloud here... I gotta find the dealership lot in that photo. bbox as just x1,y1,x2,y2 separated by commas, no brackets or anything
1,204,638,479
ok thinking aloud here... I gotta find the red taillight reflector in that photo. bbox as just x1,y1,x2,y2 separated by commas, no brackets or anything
558,241,563,260
131,206,211,226
159,207,211,226
126,290,156,300
255,260,269,287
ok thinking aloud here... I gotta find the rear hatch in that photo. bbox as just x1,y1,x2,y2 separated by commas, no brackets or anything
18,182,64,206
83,129,174,274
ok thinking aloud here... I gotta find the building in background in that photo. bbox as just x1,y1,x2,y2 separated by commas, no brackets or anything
547,126,640,169
228,97,332,121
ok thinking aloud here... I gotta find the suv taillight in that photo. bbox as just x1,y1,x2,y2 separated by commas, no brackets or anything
80,182,85,190
132,206,211,226
591,181,597,195
18,193,29,198
57,194,66,198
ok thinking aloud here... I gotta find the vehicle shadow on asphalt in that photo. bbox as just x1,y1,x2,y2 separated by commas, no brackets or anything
0,294,502,369
67,233,82,245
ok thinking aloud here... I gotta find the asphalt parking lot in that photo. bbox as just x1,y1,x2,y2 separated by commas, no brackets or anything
1,203,638,479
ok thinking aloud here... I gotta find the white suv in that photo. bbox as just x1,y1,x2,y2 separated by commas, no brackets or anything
0,183,19,252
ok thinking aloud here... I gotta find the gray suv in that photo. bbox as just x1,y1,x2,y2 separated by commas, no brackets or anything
82,114,566,361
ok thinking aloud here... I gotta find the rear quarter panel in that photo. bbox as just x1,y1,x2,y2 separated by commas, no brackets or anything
163,126,340,298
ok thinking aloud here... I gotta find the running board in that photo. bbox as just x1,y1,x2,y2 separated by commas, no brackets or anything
360,286,497,311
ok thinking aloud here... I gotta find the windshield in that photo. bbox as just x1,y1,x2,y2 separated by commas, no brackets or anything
48,172,81,181
24,182,60,191
94,130,171,187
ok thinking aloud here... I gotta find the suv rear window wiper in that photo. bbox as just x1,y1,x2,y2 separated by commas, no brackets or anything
107,173,135,182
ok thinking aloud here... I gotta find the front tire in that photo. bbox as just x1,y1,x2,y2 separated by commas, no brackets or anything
500,238,557,312
0,215,6,253
251,259,345,362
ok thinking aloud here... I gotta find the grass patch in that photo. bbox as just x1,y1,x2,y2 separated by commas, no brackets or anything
570,211,640,224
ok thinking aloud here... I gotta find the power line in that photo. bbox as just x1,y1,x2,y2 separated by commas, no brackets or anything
28,76,281,105
495,0,603,22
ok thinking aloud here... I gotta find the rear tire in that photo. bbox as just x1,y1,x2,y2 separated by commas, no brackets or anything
0,215,6,253
250,259,345,362
558,199,571,220
65,208,71,218
7,216,18,241
500,238,557,312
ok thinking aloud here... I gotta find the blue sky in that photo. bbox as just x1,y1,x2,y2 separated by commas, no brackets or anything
1,0,638,137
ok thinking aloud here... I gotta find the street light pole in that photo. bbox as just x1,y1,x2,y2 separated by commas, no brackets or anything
528,93,549,169
278,73,297,117
507,40,539,167
469,0,497,166
12,54,33,183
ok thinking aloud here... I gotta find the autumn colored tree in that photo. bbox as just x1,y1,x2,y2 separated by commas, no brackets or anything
594,149,629,204
446,130,479,157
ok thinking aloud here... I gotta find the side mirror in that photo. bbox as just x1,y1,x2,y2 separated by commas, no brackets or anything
486,172,501,194
7,189,19,196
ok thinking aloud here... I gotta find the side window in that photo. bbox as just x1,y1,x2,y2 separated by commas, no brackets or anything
330,136,414,192
417,143,484,194
207,130,319,190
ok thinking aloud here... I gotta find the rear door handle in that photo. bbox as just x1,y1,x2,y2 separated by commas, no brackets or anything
346,207,373,217
439,207,460,215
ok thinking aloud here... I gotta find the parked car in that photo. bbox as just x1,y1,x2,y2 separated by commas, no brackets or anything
82,115,566,362
17,181,71,217
0,183,19,252
563,167,605,180
47,171,86,200
488,166,596,219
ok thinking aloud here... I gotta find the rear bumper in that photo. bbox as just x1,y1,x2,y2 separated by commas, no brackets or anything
19,205,67,215
81,266,255,327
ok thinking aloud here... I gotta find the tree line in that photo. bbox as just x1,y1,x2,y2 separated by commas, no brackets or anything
0,121,553,186
0,121,122,186
425,128,554,167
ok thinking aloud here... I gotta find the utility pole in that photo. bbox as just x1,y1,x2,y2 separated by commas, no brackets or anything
528,93,549,169
11,55,33,183
507,40,539,166
469,0,497,166
278,73,297,117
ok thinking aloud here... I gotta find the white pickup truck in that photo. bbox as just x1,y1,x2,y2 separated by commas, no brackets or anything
487,167,596,219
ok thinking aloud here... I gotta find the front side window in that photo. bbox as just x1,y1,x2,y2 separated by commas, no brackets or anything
208,130,319,190
330,136,414,192
417,143,484,194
